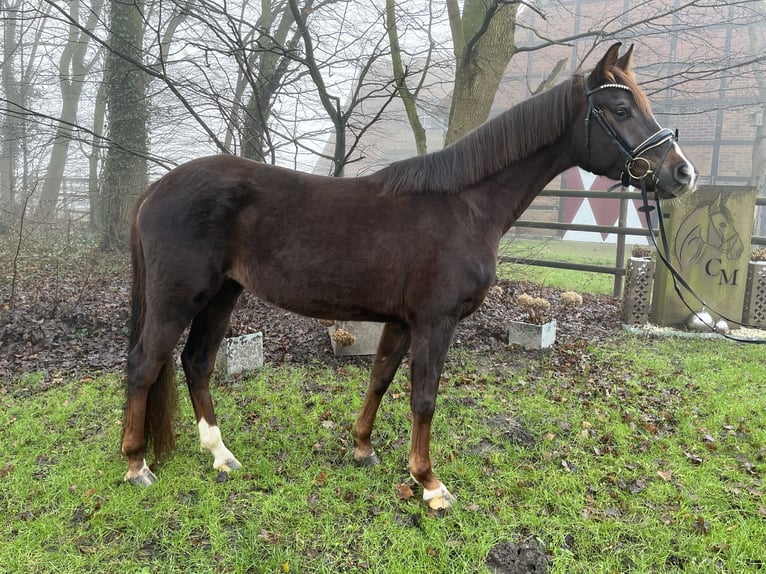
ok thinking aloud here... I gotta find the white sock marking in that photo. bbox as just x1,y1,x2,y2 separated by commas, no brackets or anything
198,418,238,470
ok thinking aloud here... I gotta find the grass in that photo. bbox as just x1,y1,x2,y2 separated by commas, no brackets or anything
498,237,626,294
2,337,765,573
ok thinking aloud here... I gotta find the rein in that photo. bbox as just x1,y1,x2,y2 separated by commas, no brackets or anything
586,83,766,344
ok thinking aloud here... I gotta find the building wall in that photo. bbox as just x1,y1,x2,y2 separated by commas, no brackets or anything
505,0,763,187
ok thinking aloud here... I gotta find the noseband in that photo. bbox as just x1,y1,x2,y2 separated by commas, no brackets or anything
584,83,676,188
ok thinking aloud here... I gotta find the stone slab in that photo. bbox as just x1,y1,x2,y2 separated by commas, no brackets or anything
328,321,384,356
216,332,264,376
507,319,556,350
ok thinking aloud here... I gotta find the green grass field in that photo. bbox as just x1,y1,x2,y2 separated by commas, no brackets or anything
2,337,765,573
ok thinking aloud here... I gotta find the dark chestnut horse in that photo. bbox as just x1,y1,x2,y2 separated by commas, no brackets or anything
122,43,696,509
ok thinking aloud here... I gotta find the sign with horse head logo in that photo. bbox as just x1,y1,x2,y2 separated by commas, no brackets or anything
652,186,757,326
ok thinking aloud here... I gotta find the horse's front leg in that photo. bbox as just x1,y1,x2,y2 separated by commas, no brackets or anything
408,321,457,510
353,322,411,465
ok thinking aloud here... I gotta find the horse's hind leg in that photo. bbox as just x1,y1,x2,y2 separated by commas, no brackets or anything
124,316,188,486
353,322,411,465
181,279,243,474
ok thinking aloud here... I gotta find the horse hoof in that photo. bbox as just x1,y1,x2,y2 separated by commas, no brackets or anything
125,467,157,487
354,452,381,467
216,458,242,473
427,493,455,510
423,483,455,510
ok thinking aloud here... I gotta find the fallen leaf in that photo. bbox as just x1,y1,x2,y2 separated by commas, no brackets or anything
315,471,327,486
258,529,280,543
627,479,647,494
684,451,703,465
395,483,414,501
561,459,577,473
657,470,673,482
693,515,710,535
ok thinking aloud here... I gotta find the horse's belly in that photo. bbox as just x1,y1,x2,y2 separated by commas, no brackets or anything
228,261,401,322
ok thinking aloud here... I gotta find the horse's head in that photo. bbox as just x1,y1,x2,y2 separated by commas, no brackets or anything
707,194,744,259
578,43,697,199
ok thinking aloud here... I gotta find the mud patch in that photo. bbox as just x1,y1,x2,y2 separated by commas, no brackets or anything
485,415,537,449
485,538,550,574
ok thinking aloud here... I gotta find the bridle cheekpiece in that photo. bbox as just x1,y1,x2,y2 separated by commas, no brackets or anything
584,82,677,188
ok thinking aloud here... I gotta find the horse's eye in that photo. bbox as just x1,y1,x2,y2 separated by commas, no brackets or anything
614,107,629,119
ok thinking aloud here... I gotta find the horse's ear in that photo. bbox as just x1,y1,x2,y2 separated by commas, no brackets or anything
587,42,622,90
616,44,634,73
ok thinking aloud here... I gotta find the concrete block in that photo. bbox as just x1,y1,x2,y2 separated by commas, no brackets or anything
507,319,556,350
328,321,384,356
216,332,263,376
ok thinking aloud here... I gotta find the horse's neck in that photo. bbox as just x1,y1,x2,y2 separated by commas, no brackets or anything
470,143,576,236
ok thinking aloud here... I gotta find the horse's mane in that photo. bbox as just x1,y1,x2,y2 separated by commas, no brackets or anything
377,74,586,196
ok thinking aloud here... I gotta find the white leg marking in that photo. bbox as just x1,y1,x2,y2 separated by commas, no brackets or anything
198,418,241,472
410,473,456,510
124,459,157,487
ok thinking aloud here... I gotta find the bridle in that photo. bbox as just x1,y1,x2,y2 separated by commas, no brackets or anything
584,82,676,188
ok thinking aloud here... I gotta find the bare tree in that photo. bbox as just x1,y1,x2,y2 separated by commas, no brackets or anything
1,0,48,215
385,0,433,155
35,0,104,220
444,0,519,145
100,0,148,250
3,0,764,243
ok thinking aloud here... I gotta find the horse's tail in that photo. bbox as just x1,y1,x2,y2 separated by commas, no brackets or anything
127,189,177,463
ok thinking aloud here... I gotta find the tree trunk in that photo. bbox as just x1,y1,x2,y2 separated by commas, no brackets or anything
89,81,107,230
36,0,103,221
444,0,518,146
386,0,428,156
100,0,148,251
242,0,298,162
0,0,23,211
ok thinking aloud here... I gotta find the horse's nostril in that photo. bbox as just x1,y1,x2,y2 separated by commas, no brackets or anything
675,163,691,184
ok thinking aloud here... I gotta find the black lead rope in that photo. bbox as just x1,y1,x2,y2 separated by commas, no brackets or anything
637,181,766,344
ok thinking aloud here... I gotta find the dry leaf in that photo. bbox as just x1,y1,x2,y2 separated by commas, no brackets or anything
684,451,703,465
315,471,327,486
395,483,414,501
693,516,710,535
258,529,280,543
657,470,673,482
